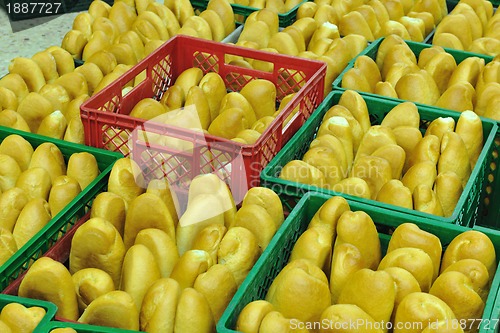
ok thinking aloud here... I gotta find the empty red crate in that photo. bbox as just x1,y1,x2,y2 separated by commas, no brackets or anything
80,35,326,202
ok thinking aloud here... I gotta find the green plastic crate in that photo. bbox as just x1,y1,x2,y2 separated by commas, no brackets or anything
42,321,138,333
332,38,500,229
0,294,58,333
217,191,500,333
261,90,498,227
0,126,122,291
190,0,306,27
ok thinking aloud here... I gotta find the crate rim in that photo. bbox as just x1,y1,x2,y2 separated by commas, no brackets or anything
261,89,499,225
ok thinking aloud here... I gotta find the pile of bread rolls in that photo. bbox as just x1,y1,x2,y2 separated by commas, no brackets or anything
234,9,368,96
17,160,284,332
237,196,497,333
296,0,448,42
62,0,237,61
432,0,500,56
341,34,500,121
279,89,484,217
0,134,100,266
0,301,47,332
127,66,298,146
232,0,304,13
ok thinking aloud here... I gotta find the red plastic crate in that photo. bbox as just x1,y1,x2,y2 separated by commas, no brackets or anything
80,35,326,202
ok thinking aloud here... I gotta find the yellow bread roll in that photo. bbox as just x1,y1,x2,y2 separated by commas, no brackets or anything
145,3,180,37
353,55,382,92
331,177,372,200
371,144,406,179
140,278,181,333
339,11,375,41
303,147,344,188
8,57,46,92
394,292,456,333
402,161,437,194
0,301,46,333
19,257,79,320
291,17,318,46
441,230,496,280
381,43,417,80
0,227,17,266
476,82,500,117
378,247,434,292
198,72,227,122
310,135,348,177
200,9,226,42
330,210,381,302
322,105,364,154
297,1,318,19
173,287,215,333
376,179,413,209
425,116,455,143
251,116,275,134
28,142,66,184
235,129,261,144
0,188,29,232
137,11,169,40
290,224,333,273
219,92,257,127
169,249,213,290
208,107,251,139
176,195,225,255
338,89,371,133
37,110,68,140
350,155,393,199
64,94,89,121
266,259,330,324
146,179,180,227
381,102,420,129
341,67,374,93
118,30,145,63
17,92,54,133
69,217,126,287
218,226,261,285
317,116,354,167
173,67,204,97
387,223,442,281
236,300,275,333
384,62,420,89
194,263,237,322
48,175,81,216
234,204,276,250
0,73,29,103
413,184,444,216
258,311,306,332
393,126,423,172
63,117,85,145
240,187,284,229
54,72,89,100
418,46,446,69
338,268,396,329
108,158,145,207
429,271,485,324
186,223,226,265
438,132,471,187
108,1,137,35
39,84,70,115
90,192,126,237
129,98,167,120
422,51,457,95
0,110,31,133
354,125,397,161
239,79,277,119
31,50,59,84
78,290,139,330
308,196,349,237
407,134,440,169
72,268,115,313
135,228,179,278
206,0,235,36
447,56,485,88
72,12,93,40
280,160,326,188
383,267,421,318
61,29,88,60
133,18,161,45
120,244,161,310
435,82,476,112
160,84,184,110
88,0,111,19
319,303,384,333
46,46,75,76
455,111,483,170
442,259,490,302
123,193,175,249
182,16,213,41
0,87,18,111
66,152,99,190
434,171,463,218
12,198,51,248
0,154,21,193
395,70,441,105
267,31,300,56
